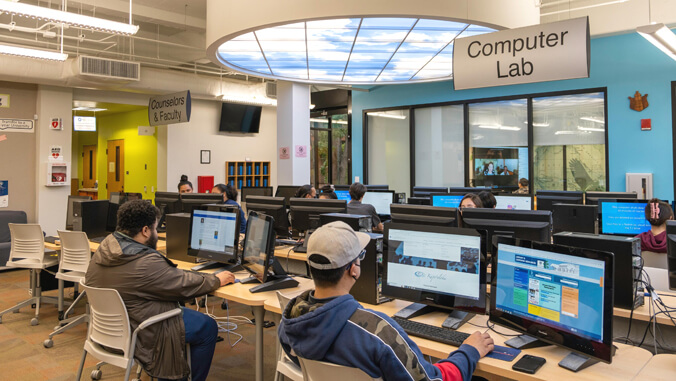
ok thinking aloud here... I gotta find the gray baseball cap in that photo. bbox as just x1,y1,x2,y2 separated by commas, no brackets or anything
307,221,371,270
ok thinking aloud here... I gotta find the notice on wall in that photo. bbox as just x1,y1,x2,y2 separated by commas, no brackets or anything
148,90,191,126
279,147,290,160
49,145,63,161
0,94,9,108
0,118,34,132
295,145,307,158
0,180,7,208
453,17,589,90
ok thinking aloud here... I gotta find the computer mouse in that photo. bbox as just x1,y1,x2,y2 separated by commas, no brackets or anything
234,279,241,283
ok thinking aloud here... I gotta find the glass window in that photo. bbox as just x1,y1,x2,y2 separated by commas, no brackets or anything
468,100,528,191
532,93,606,191
367,109,410,194
331,114,350,186
310,118,329,188
414,105,464,187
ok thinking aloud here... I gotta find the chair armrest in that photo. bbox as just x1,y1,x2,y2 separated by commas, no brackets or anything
136,308,182,331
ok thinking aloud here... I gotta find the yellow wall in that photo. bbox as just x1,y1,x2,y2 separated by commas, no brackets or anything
75,108,157,202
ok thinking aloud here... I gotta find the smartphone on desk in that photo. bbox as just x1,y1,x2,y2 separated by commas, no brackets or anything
512,354,546,374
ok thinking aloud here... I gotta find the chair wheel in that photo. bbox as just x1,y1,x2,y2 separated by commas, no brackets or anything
221,301,229,310
91,369,102,380
43,339,53,348
31,318,39,326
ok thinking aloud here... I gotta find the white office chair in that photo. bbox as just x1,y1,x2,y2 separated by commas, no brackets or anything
274,291,303,381
641,251,668,269
644,266,670,292
0,223,59,326
75,280,190,381
44,230,92,348
298,357,382,381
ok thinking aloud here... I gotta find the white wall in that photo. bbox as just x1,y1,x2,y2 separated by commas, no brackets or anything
166,99,277,200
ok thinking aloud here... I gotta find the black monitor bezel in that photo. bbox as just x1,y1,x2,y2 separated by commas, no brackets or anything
244,196,290,237
535,190,584,211
274,185,301,206
490,237,615,364
390,204,458,227
187,204,241,265
241,211,276,282
584,191,638,205
289,198,348,232
382,223,487,315
361,189,395,215
493,194,534,211
179,193,224,214
596,198,655,236
241,186,273,202
412,186,449,197
365,184,389,191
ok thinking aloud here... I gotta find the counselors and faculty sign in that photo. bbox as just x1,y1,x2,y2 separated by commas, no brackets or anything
453,17,589,90
148,90,191,126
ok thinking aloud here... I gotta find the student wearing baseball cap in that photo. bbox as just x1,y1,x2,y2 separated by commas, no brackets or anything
278,221,494,381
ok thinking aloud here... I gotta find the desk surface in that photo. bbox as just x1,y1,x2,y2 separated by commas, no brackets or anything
44,236,167,252
632,354,676,380
614,291,676,326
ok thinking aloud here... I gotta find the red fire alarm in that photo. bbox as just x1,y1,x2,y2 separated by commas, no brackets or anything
641,119,651,131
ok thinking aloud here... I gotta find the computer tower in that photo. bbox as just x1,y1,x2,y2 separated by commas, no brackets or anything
319,213,371,232
166,213,195,263
350,233,390,305
553,232,643,310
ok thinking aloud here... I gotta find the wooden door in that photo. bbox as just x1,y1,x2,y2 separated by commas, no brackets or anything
107,140,124,194
82,145,97,188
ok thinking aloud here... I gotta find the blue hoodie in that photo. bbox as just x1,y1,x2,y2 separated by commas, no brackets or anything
278,291,481,381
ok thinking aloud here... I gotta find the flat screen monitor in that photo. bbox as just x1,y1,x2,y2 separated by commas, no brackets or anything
448,187,488,193
407,197,431,205
472,147,521,187
390,204,458,227
179,193,223,214
125,192,143,201
188,205,240,269
365,184,389,191
335,190,351,201
219,102,262,133
245,196,289,237
333,184,350,191
598,199,650,236
241,186,273,202
665,221,676,290
431,194,464,209
584,191,638,205
412,186,448,198
73,116,96,132
289,198,347,233
535,190,584,211
491,240,614,368
154,191,181,229
109,192,123,204
362,190,395,215
383,223,486,326
495,195,533,210
275,185,301,206
552,204,598,234
66,195,91,229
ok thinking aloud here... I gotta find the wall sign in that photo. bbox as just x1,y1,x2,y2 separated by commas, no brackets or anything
49,145,63,161
0,94,9,108
0,118,34,133
50,117,62,130
453,17,590,90
279,147,290,160
295,145,307,158
148,90,191,126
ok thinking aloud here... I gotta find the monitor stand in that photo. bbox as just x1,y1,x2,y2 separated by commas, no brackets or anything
558,345,615,372
191,261,242,272
393,302,474,330
504,335,551,349
241,274,300,293
292,230,314,254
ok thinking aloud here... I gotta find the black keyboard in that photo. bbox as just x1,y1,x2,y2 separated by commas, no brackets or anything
392,316,470,347
89,236,106,244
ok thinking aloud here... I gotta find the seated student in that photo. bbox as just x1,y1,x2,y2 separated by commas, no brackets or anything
460,193,483,209
318,184,338,199
85,200,235,381
278,221,494,380
295,184,316,199
477,191,496,209
178,174,193,194
347,182,383,232
212,183,247,234
513,178,529,194
637,199,673,253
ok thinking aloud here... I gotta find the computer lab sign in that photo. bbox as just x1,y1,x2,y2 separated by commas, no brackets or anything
453,17,589,90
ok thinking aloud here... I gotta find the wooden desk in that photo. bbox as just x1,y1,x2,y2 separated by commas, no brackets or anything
44,236,166,252
614,290,676,326
632,354,676,380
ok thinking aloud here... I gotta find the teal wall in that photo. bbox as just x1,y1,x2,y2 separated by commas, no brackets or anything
352,31,675,200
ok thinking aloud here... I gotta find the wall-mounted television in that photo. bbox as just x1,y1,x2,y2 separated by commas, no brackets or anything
219,102,262,133
73,116,96,132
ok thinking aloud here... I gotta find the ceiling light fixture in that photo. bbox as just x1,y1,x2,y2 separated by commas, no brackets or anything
0,2,139,35
540,0,629,17
525,121,550,127
368,112,407,120
0,43,67,61
72,107,107,112
579,117,605,124
636,23,676,62
478,125,521,131
218,95,277,107
577,126,605,132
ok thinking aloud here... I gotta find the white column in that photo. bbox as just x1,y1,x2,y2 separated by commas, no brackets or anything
276,81,310,185
36,86,73,236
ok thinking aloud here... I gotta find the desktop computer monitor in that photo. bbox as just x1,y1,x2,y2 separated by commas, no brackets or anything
73,200,110,239
125,192,143,201
491,239,614,371
390,204,458,227
495,195,533,210
365,184,389,191
155,191,181,229
241,186,273,202
334,190,351,201
66,195,91,229
275,185,301,206
584,191,637,205
240,211,298,293
665,221,676,290
362,190,395,216
333,184,350,191
188,204,241,271
289,198,347,233
597,199,650,236
448,187,487,193
535,190,583,211
407,197,431,205
383,223,486,328
431,193,464,208
244,196,290,237
109,192,123,204
179,193,223,214
552,204,598,234
412,186,448,198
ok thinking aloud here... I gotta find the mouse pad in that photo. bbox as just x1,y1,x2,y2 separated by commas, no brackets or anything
485,345,521,361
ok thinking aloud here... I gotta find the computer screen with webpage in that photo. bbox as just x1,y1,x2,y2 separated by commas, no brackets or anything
495,195,532,210
190,209,238,253
387,228,481,300
600,200,649,235
335,190,351,201
362,191,393,215
431,194,463,208
494,243,606,342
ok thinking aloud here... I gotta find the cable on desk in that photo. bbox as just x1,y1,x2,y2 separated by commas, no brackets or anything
484,321,521,338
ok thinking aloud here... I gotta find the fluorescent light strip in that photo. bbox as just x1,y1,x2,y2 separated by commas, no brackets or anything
637,23,676,62
0,2,139,35
580,117,605,124
524,121,550,127
72,107,107,112
478,125,521,131
220,95,277,107
0,44,67,61
310,118,348,125
540,0,629,16
577,126,605,132
368,112,407,120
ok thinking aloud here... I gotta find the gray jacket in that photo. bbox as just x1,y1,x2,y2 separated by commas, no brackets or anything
85,232,220,379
